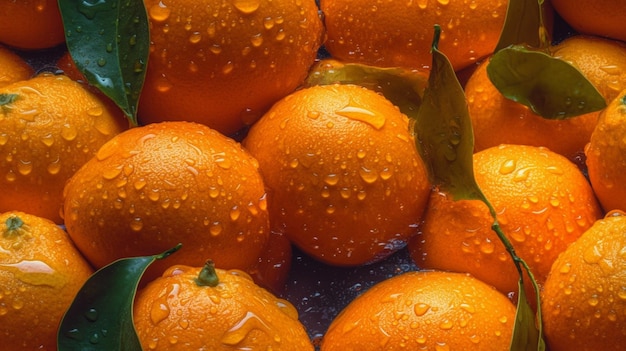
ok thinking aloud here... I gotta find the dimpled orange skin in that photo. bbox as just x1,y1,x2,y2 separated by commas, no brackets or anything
320,271,516,351
551,0,626,43
466,35,626,160
62,121,270,279
243,84,431,266
133,264,314,351
138,0,324,136
0,74,128,224
409,144,603,297
542,211,626,351
585,90,626,213
320,0,508,72
0,211,93,350
0,0,65,50
0,46,34,88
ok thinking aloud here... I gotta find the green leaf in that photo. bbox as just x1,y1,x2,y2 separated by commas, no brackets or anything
487,46,607,119
305,59,429,117
57,244,181,351
58,0,150,126
412,25,485,202
510,277,546,351
495,0,549,52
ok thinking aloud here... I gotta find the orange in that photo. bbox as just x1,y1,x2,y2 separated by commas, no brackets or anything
542,210,626,351
551,0,626,42
408,144,603,298
320,270,516,350
0,46,33,87
320,0,508,72
0,73,127,224
465,35,626,160
0,211,93,350
133,261,313,350
585,89,626,212
62,121,270,280
137,0,324,135
243,84,431,266
0,0,65,50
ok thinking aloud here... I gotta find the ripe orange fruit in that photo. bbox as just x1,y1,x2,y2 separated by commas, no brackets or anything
62,121,270,280
551,0,626,43
0,73,127,223
408,144,603,298
243,84,431,266
465,35,626,160
542,210,626,351
321,270,516,350
137,0,324,135
0,0,65,50
0,46,33,88
320,0,508,72
585,89,626,212
134,261,314,350
0,211,93,350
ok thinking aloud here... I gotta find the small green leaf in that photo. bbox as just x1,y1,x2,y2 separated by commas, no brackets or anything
412,25,485,202
58,0,150,125
487,46,607,119
510,278,546,351
305,59,428,117
57,244,181,351
495,0,549,52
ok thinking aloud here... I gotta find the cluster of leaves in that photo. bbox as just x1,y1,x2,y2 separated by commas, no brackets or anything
56,0,605,350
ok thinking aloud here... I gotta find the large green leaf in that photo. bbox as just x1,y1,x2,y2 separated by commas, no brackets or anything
58,0,150,125
487,45,607,119
305,59,429,117
415,25,545,351
57,244,181,351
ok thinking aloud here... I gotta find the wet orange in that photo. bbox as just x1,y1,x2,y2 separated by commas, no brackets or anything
134,262,313,350
0,73,127,223
542,210,626,351
138,0,324,135
243,84,431,266
0,0,65,50
321,270,516,350
320,0,508,72
62,121,270,280
0,211,93,350
551,0,626,42
465,35,626,160
585,89,626,212
0,46,33,88
408,144,603,298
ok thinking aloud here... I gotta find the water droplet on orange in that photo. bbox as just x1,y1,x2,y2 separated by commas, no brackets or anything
233,0,260,14
336,104,385,129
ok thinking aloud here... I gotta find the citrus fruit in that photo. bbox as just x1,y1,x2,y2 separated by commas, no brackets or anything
62,121,270,280
585,88,626,212
465,35,626,160
0,73,128,223
320,270,516,350
243,84,431,266
320,0,508,72
137,0,324,135
408,144,603,298
0,0,65,50
551,0,626,42
542,210,626,351
133,261,314,350
0,211,94,350
0,46,33,88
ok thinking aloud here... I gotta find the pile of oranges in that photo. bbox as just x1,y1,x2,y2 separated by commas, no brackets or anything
2,0,626,350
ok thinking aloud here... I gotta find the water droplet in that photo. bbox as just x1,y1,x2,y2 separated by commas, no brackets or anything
221,311,270,346
324,174,339,186
210,222,223,236
233,0,260,14
0,260,66,288
359,166,378,184
130,217,143,232
85,308,98,322
189,32,202,44
97,58,106,67
499,159,516,175
16,160,32,175
61,124,78,141
414,302,430,316
336,104,385,129
149,2,171,22
222,61,235,75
